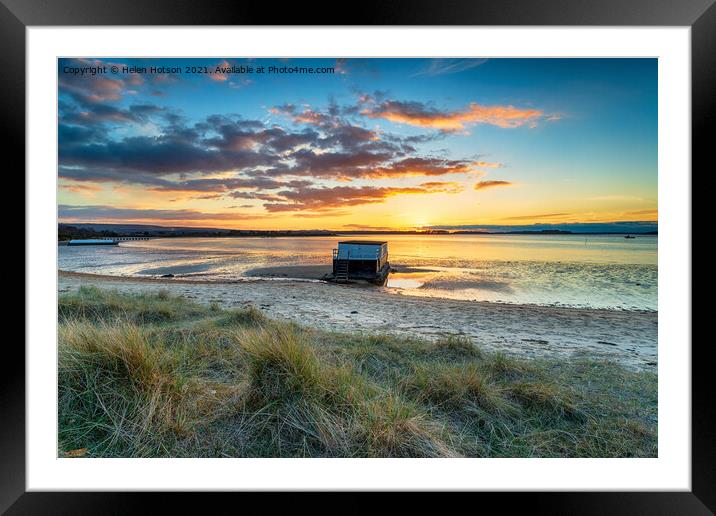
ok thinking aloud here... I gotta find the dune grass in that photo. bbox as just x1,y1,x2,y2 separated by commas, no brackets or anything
58,286,657,458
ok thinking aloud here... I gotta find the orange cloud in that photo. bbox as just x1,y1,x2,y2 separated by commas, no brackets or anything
419,181,464,194
270,104,334,126
474,180,513,190
208,60,231,82
502,212,570,221
59,183,102,194
362,100,544,130
361,158,484,179
264,183,464,212
623,209,658,218
473,161,503,169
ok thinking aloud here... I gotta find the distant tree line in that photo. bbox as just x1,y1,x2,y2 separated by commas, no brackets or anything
58,224,338,241
59,225,121,241
58,224,656,241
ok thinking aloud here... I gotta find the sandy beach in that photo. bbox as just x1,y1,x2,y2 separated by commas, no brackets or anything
59,270,657,370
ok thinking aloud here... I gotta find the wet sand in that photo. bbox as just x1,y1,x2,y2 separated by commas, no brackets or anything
242,263,439,280
59,270,658,370
243,264,332,280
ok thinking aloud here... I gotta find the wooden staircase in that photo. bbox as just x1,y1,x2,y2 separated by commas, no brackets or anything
335,259,350,283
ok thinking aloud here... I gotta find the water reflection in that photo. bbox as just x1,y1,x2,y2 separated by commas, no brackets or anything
59,234,657,310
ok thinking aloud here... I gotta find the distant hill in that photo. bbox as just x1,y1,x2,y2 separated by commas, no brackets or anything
58,223,337,241
431,221,658,235
61,223,232,235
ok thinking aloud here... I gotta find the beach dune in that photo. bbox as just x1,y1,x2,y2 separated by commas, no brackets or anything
59,270,657,370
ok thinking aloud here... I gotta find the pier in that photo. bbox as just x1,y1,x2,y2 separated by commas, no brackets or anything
62,236,153,246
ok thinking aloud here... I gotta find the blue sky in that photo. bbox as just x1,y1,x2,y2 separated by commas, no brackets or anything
58,57,657,230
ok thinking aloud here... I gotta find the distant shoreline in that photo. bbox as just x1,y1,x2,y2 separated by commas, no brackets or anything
58,225,658,241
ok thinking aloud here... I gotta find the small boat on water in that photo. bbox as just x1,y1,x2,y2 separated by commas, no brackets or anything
67,239,119,246
624,235,636,239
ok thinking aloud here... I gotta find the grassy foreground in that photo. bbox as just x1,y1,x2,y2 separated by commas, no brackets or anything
58,286,657,458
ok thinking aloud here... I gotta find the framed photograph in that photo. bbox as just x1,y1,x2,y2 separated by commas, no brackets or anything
8,0,710,511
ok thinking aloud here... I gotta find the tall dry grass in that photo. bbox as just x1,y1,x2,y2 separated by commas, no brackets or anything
58,287,657,458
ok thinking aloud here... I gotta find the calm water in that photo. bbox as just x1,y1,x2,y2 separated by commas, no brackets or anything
58,234,657,311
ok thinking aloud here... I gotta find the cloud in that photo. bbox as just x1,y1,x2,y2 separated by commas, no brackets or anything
58,204,263,222
473,161,503,169
59,130,281,176
59,182,103,194
58,59,184,129
418,181,464,193
270,104,335,127
430,222,658,233
263,183,463,212
622,209,658,218
59,166,170,186
330,59,379,77
59,92,167,129
414,58,488,76
341,223,397,230
274,151,479,181
474,180,513,190
588,195,648,202
502,212,570,220
60,110,448,185
208,60,231,82
147,177,311,194
59,58,147,106
360,158,482,179
334,58,349,75
362,99,544,131
60,90,503,195
227,191,286,202
58,124,105,145
292,210,351,218
58,85,523,218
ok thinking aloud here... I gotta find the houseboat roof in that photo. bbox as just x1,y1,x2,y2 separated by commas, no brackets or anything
338,240,387,246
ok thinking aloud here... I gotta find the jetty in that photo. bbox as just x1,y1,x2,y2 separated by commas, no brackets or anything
64,236,152,246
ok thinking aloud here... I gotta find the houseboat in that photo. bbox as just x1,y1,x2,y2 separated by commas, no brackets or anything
331,240,390,285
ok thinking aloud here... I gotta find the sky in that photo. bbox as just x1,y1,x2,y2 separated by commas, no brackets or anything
57,57,657,230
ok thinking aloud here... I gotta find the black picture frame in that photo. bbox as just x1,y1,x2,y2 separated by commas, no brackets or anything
5,0,710,512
